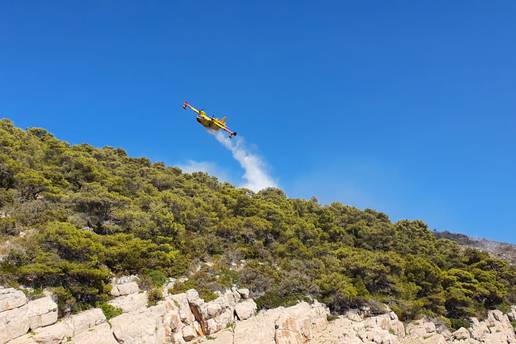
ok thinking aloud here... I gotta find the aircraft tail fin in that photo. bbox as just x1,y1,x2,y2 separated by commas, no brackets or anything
182,101,189,110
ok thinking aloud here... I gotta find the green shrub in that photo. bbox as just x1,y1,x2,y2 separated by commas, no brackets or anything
140,269,168,289
97,302,123,320
170,279,217,302
450,318,472,330
0,218,17,235
148,287,163,306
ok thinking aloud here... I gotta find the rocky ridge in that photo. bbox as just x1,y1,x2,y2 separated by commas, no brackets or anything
1,278,515,344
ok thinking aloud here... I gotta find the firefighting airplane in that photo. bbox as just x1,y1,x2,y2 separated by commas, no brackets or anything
182,101,237,138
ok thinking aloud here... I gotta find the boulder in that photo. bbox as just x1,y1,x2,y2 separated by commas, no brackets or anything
223,289,239,309
111,281,140,297
110,275,140,296
508,305,516,322
345,309,363,322
364,312,405,337
452,327,470,340
162,298,183,343
71,323,118,344
359,327,400,344
32,321,73,343
212,307,234,332
234,299,257,321
182,325,197,342
0,287,27,311
110,304,166,344
27,296,58,330
406,319,436,337
0,304,30,343
65,308,106,336
206,301,222,318
170,292,196,325
108,292,148,313
468,318,489,340
112,275,139,285
237,288,250,299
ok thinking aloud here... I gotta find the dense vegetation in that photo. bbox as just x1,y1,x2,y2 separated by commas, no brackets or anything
0,119,514,328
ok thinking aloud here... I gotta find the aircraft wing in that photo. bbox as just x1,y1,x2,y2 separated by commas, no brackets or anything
212,119,232,131
213,121,237,137
183,101,200,114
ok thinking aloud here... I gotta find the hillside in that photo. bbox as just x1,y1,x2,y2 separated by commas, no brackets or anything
0,119,514,329
434,231,516,266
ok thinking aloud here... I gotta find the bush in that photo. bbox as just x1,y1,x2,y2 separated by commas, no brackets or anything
140,269,168,289
148,288,163,306
97,302,123,320
170,279,217,302
0,218,17,235
450,318,472,330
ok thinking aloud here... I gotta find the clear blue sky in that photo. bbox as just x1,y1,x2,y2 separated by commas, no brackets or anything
1,1,515,242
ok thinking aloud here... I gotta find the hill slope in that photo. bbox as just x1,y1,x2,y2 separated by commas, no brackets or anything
0,119,514,327
434,231,516,265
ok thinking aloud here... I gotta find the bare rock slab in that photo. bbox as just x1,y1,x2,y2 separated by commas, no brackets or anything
0,304,30,343
108,292,148,313
27,296,58,330
0,287,27,311
71,323,118,344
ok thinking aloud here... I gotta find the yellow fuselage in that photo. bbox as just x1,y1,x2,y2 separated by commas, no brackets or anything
196,112,223,131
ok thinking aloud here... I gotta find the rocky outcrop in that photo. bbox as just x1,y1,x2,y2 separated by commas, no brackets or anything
0,290,59,343
200,303,516,344
3,281,515,344
200,300,329,344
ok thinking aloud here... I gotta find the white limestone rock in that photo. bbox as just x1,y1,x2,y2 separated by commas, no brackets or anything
453,327,471,340
234,299,256,321
110,304,166,344
182,325,197,342
406,319,436,337
71,323,118,344
32,321,73,344
111,281,140,297
27,295,58,330
108,291,148,313
110,275,140,296
345,309,363,322
237,288,250,299
364,312,405,337
0,304,30,343
0,287,27,311
469,317,489,340
162,278,177,297
65,308,106,336
508,305,516,322
170,292,196,325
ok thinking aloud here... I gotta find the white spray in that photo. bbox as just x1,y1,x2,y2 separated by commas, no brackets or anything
213,131,277,192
